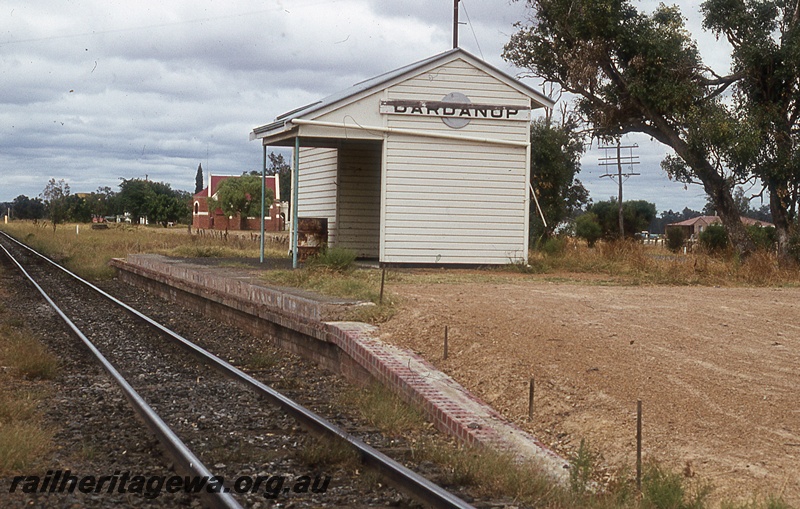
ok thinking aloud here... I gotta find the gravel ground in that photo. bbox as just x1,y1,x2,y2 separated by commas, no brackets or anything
0,242,488,508
379,277,800,506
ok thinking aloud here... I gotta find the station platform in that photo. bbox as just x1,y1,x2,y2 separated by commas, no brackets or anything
110,254,569,483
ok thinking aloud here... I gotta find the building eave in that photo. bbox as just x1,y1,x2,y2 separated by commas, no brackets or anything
249,48,554,143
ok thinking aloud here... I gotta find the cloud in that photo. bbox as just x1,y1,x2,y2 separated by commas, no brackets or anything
0,0,729,214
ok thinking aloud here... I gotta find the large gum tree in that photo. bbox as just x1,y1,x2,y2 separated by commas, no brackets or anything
702,0,800,255
504,0,756,254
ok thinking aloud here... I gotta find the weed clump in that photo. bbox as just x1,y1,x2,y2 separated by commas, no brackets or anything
641,462,711,509
2,331,59,380
306,247,357,272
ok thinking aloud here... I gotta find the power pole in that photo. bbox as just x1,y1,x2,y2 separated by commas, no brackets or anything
599,143,640,238
453,0,459,49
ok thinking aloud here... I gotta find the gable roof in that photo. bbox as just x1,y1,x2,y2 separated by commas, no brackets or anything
251,48,554,141
668,216,718,228
667,215,774,228
194,174,280,201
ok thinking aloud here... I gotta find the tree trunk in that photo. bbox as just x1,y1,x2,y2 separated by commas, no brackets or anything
768,179,792,258
649,122,756,256
704,175,754,256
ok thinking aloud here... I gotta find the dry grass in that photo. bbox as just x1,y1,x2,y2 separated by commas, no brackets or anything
0,221,287,280
338,383,426,436
338,378,791,509
2,329,60,380
297,435,361,469
523,240,800,287
0,422,53,473
263,266,399,323
0,268,55,474
0,391,40,424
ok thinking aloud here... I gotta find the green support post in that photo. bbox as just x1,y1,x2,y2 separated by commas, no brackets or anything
292,136,300,269
260,144,266,263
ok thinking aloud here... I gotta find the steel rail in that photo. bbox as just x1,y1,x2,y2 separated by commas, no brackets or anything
0,231,477,509
0,239,243,509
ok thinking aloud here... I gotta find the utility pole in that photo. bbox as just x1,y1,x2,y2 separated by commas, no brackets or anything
599,143,640,238
453,0,459,49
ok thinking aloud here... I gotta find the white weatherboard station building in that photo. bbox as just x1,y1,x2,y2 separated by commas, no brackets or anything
250,48,554,266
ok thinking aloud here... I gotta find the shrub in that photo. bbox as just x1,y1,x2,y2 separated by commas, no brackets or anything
699,224,729,253
787,228,800,264
540,236,567,256
642,462,710,509
665,228,686,252
575,213,602,248
747,225,777,251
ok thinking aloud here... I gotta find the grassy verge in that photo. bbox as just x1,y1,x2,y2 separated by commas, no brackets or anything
262,248,398,323
0,221,287,280
0,268,58,474
338,383,792,509
6,221,795,290
522,240,800,286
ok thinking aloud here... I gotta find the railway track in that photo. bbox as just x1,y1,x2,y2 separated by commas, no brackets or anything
0,231,477,509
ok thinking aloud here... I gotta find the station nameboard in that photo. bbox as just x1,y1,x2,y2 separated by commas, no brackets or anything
380,97,531,129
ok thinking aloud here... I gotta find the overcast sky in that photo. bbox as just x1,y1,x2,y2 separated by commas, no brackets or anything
1,0,736,213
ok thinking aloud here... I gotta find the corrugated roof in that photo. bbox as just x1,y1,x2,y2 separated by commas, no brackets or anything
251,48,554,141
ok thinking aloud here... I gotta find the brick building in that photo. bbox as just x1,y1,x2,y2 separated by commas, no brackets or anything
192,174,284,231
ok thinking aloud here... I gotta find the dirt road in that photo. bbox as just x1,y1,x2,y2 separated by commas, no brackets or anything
378,278,800,505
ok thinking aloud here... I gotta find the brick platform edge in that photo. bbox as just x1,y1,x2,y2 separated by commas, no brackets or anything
111,254,569,483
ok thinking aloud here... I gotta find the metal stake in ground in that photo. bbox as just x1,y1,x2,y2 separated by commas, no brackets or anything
379,268,386,304
528,377,535,421
637,399,643,490
444,325,449,360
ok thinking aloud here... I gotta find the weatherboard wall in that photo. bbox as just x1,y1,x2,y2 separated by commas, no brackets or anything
380,58,531,264
285,54,538,265
336,143,381,258
298,147,338,245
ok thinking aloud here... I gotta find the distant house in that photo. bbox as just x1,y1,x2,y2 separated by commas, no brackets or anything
250,48,554,265
665,215,774,240
192,174,284,231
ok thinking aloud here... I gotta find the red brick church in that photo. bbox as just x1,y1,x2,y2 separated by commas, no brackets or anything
192,174,285,231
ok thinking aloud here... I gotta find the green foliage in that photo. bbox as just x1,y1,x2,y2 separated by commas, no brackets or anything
87,186,118,219
9,195,45,220
529,119,589,243
540,236,567,256
195,163,204,194
699,224,730,252
587,199,657,239
702,0,800,253
39,178,71,231
665,227,686,252
746,225,777,251
209,175,273,221
787,228,800,264
266,152,291,207
575,213,602,247
642,462,711,509
65,194,92,223
307,247,357,272
568,438,594,496
118,178,189,226
503,0,756,255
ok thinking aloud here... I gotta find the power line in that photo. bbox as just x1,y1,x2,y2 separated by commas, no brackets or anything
460,0,484,59
599,143,640,238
